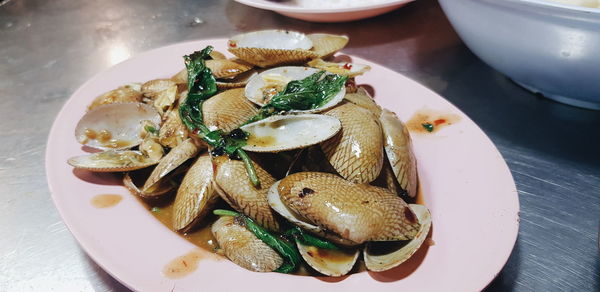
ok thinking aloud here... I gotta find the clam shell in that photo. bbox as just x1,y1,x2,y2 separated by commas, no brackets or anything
240,114,341,153
141,79,177,99
229,47,318,68
216,69,258,89
206,59,254,79
172,154,219,232
158,106,189,149
210,50,227,60
171,69,188,85
228,30,316,68
321,102,384,184
344,87,381,116
212,216,283,272
75,102,161,150
308,33,349,59
123,171,174,198
364,204,432,272
307,58,371,78
67,150,159,172
245,66,317,106
244,66,345,112
229,30,313,51
380,109,418,198
213,155,280,231
172,59,255,81
296,242,359,277
277,172,420,244
202,88,259,132
267,180,359,247
87,84,142,111
141,138,202,196
152,83,178,115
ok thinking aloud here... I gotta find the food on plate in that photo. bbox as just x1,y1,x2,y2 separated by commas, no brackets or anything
67,30,431,276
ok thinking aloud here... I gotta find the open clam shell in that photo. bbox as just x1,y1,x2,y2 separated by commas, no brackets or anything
141,138,202,196
240,114,341,153
228,30,318,67
87,83,142,111
267,180,358,247
216,69,258,89
244,66,345,112
277,172,420,244
212,216,284,272
308,34,349,59
75,102,161,151
307,59,371,78
364,204,432,272
67,150,159,172
321,102,384,184
296,242,359,277
172,153,219,232
123,171,174,198
380,109,418,198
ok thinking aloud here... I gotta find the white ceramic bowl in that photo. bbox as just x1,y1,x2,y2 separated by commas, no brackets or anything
234,0,415,22
439,0,600,110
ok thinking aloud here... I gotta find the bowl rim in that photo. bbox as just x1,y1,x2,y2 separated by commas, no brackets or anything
512,0,600,14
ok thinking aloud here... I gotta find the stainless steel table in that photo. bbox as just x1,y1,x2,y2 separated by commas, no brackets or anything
1,0,598,291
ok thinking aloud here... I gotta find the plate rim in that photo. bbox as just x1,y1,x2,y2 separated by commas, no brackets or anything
46,38,520,292
234,0,416,14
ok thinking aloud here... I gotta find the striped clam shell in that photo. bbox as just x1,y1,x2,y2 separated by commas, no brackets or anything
380,109,418,198
202,88,259,132
213,155,280,231
172,154,220,232
321,102,384,184
212,216,283,272
277,172,421,244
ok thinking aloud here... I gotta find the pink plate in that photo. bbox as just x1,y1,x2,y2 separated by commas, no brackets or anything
234,0,416,22
46,39,519,292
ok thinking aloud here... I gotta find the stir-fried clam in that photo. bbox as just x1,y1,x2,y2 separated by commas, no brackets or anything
67,30,431,277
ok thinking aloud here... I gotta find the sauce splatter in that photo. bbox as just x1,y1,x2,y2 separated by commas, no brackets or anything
91,194,122,208
406,109,460,134
163,249,220,279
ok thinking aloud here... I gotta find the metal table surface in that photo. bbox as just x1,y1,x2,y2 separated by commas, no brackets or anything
1,0,598,291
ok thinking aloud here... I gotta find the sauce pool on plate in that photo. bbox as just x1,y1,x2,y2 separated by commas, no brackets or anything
406,109,460,134
91,194,122,208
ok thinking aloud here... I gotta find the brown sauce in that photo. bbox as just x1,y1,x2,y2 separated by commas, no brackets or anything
162,249,220,279
83,128,133,148
91,194,122,208
246,135,277,147
305,246,357,263
406,109,460,134
133,173,430,278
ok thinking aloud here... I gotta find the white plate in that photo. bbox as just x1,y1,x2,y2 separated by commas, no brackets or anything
46,39,519,292
234,0,416,22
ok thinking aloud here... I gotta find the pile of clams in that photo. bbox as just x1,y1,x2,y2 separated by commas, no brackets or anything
68,30,431,277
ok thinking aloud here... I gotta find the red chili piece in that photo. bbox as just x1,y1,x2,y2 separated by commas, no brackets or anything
433,118,446,126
